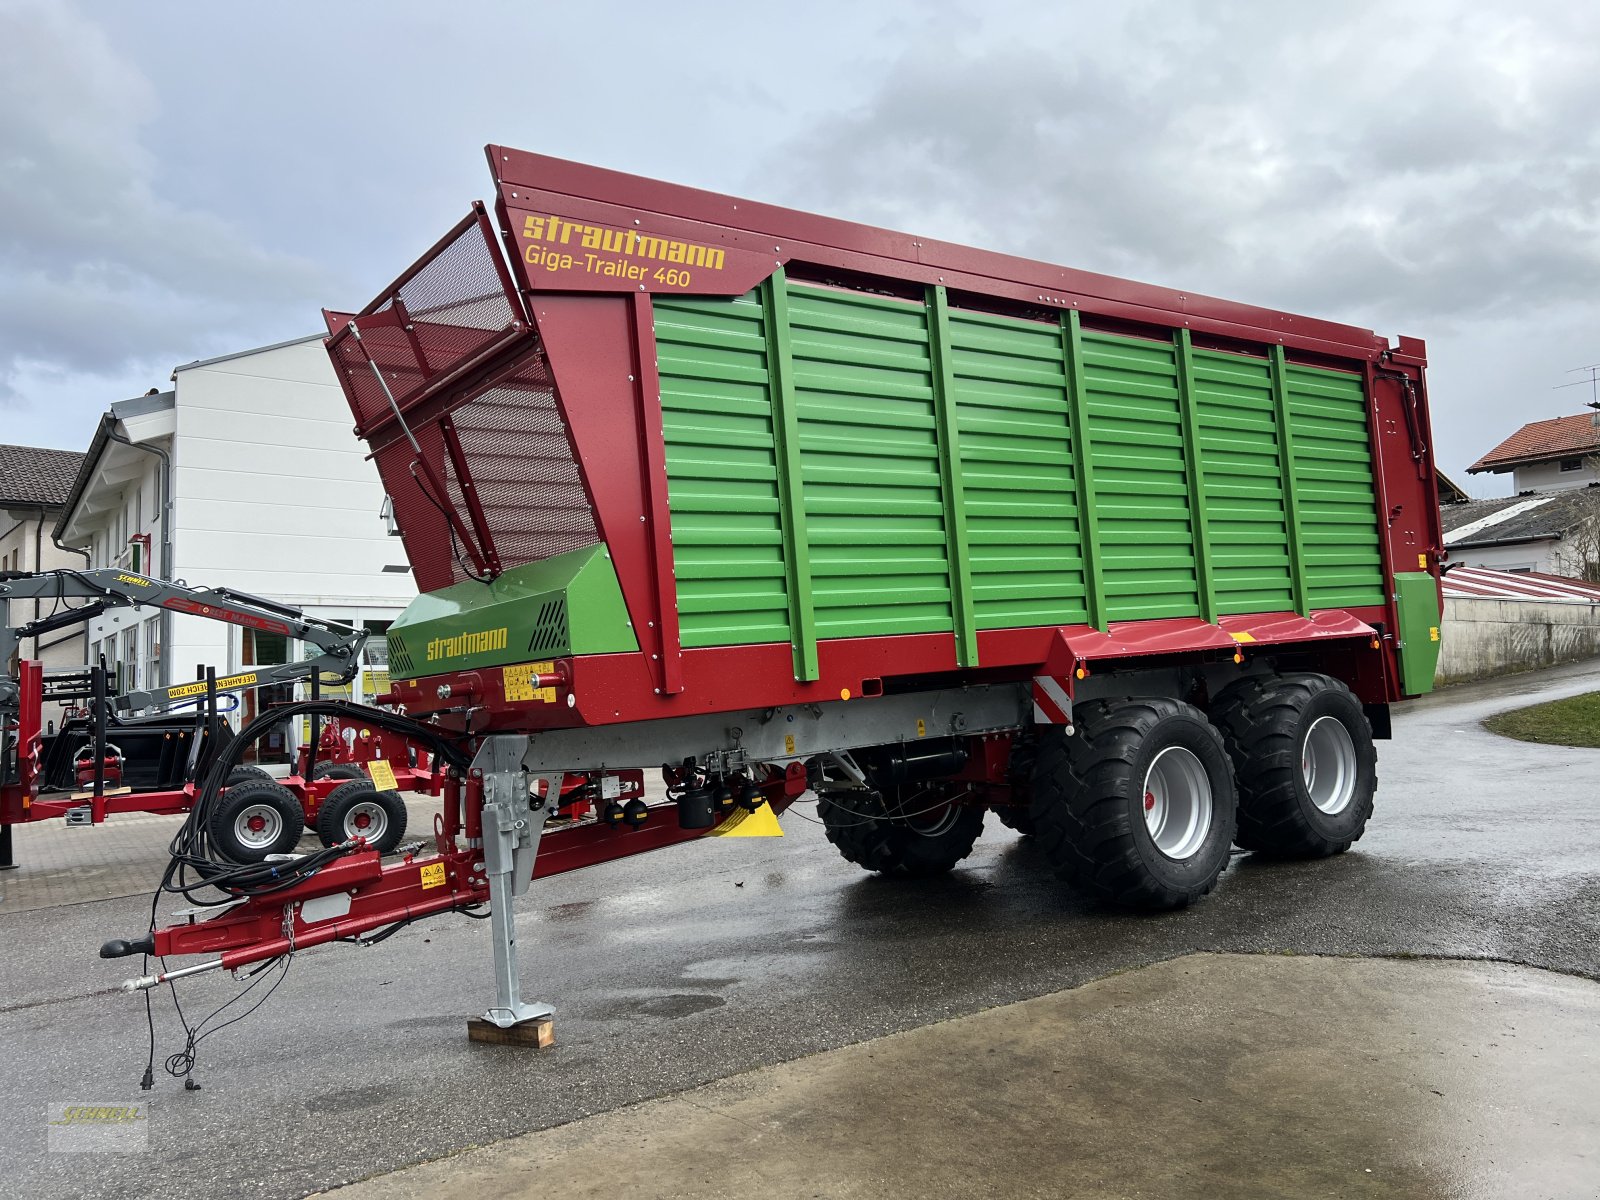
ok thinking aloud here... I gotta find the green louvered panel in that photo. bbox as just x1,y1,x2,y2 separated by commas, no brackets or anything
655,294,793,647
785,284,954,638
1285,364,1386,608
946,309,1087,628
1081,332,1200,621
1190,349,1296,613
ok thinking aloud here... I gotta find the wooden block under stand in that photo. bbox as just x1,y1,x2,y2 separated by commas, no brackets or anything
467,1017,554,1048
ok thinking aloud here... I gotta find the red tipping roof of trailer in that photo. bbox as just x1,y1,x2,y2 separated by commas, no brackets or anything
488,145,1419,366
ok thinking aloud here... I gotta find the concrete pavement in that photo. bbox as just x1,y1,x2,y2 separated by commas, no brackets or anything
3,660,1600,1198
323,953,1600,1200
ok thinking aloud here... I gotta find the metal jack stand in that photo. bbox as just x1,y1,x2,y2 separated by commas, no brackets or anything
467,735,557,1048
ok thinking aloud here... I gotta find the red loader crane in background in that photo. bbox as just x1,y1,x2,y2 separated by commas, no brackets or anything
0,569,436,862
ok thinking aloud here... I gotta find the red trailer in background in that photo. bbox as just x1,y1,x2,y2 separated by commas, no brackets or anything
83,146,1441,1050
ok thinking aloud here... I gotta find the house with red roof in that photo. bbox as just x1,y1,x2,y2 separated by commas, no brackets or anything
1467,410,1600,493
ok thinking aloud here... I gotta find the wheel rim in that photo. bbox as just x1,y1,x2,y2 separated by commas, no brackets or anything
343,800,389,842
1142,746,1213,861
234,803,284,851
890,784,963,837
1303,716,1357,815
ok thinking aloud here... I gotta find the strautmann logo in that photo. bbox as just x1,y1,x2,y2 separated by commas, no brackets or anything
426,627,509,662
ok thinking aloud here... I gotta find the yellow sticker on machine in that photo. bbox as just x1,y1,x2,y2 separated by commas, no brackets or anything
419,861,445,889
503,662,557,703
508,668,566,704
366,759,398,791
165,672,259,700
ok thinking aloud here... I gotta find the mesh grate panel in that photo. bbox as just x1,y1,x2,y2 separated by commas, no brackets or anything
329,211,600,593
329,214,523,432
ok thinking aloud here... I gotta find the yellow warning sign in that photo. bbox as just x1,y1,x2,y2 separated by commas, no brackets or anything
916,718,926,738
1418,553,1429,569
1429,626,1440,642
784,734,795,755
1229,631,1257,643
419,861,446,889
708,804,783,838
166,671,258,700
366,759,399,791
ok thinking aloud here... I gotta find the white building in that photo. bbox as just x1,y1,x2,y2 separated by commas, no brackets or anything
54,336,416,764
0,443,88,672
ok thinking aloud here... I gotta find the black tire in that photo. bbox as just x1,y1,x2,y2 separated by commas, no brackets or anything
209,779,304,863
1211,672,1377,859
1030,697,1237,910
225,764,273,786
310,762,367,782
818,781,984,878
993,807,1037,836
315,780,407,854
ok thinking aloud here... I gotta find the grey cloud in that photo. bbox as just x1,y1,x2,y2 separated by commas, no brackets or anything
0,0,334,401
762,3,1600,329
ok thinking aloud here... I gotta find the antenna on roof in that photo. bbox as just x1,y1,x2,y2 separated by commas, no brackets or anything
1554,364,1600,404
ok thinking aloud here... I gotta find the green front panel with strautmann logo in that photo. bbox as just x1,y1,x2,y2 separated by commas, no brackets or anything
1392,571,1442,695
386,544,637,678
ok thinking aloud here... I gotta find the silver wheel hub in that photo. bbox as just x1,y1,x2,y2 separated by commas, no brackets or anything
234,803,284,850
1302,716,1357,815
344,799,389,841
1142,746,1213,861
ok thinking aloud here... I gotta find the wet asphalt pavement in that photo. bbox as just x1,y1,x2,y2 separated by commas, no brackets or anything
3,661,1599,1198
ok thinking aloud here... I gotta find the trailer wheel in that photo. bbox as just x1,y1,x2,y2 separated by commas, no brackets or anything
310,762,367,782
210,779,304,862
818,782,984,878
1030,697,1237,910
315,780,408,854
225,764,273,786
1211,673,1377,858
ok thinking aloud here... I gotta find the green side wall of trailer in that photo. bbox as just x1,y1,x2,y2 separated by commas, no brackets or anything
655,273,1387,680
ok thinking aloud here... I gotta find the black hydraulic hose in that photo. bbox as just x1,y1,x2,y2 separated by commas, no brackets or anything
160,699,472,902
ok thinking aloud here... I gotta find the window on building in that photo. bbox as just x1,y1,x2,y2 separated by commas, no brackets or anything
1561,458,1584,472
143,620,160,691
120,627,137,692
241,628,293,765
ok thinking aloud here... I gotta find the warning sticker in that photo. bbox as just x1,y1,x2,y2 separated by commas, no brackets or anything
419,861,446,889
503,662,557,703
366,759,398,791
166,671,258,700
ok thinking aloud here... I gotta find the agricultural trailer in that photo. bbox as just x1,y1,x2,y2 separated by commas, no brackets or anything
98,146,1443,1049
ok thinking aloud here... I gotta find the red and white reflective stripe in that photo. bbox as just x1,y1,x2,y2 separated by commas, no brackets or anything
1032,675,1073,725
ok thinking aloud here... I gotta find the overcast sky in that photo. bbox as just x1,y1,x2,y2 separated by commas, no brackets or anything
4,0,1598,494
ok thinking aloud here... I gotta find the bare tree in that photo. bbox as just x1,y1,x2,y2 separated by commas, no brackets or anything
1549,455,1600,581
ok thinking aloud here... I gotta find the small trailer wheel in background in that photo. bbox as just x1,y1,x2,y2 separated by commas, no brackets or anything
1210,672,1377,858
225,764,273,786
1029,697,1237,910
819,782,984,878
315,780,408,854
310,762,367,782
209,779,304,862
